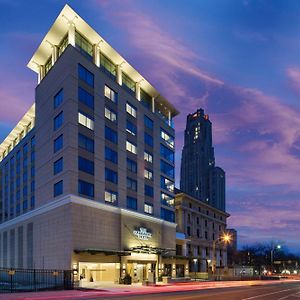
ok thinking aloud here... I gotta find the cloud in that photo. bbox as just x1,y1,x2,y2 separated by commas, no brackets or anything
286,67,300,94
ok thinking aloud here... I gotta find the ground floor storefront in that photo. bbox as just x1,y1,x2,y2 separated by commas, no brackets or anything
73,252,189,287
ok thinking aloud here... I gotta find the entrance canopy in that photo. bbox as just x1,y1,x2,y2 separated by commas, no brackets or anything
129,246,176,255
74,249,131,256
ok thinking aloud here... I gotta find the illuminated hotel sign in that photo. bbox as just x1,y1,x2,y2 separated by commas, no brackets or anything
133,227,152,240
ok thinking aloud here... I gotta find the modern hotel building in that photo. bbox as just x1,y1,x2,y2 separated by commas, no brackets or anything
0,5,187,284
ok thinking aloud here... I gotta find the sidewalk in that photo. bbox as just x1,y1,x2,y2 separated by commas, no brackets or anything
0,279,298,300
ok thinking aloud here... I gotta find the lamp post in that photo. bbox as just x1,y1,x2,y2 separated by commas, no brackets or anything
211,233,231,275
270,245,281,274
193,258,197,281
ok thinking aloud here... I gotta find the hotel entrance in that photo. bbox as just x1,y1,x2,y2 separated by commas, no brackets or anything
127,262,155,283
78,262,120,286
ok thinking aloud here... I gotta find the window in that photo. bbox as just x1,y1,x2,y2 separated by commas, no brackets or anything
160,129,174,149
126,120,137,136
105,107,117,123
75,31,93,59
144,151,153,163
144,203,153,215
105,168,118,184
160,176,174,192
54,135,63,153
78,133,94,153
160,144,174,163
144,115,153,129
78,112,94,130
144,169,153,180
78,156,94,175
100,53,116,78
161,192,174,207
105,147,118,164
126,141,137,154
144,133,153,147
127,196,137,210
161,208,175,222
54,89,63,109
78,87,94,109
145,185,153,197
78,64,94,87
122,72,135,93
160,160,175,178
53,157,63,175
105,190,117,204
127,177,137,191
105,126,118,144
104,85,118,103
54,112,63,131
127,158,137,173
126,102,137,118
54,180,63,197
78,180,94,197
187,226,191,236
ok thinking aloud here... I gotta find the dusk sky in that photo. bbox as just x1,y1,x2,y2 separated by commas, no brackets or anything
1,0,300,253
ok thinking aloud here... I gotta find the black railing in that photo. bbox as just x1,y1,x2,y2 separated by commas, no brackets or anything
0,268,74,293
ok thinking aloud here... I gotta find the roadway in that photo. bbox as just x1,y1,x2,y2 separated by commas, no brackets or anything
93,281,300,300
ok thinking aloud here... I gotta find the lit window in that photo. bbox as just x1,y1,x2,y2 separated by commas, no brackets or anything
161,192,174,207
104,85,118,103
105,190,118,204
160,176,174,192
105,107,117,123
126,102,137,118
78,112,94,130
144,203,153,215
160,129,174,149
144,169,153,180
144,151,153,163
126,141,137,154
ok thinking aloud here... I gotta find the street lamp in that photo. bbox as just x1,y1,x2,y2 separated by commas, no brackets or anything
193,258,197,281
211,233,231,274
270,245,281,274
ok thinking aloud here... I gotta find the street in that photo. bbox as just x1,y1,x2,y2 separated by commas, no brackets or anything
93,282,300,300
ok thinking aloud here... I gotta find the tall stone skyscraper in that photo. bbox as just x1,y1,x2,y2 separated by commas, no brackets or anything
180,108,225,211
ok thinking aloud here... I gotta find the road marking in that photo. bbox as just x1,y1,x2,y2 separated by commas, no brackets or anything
241,288,299,300
277,291,300,300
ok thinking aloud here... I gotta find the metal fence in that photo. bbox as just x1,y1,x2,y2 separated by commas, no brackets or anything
0,268,74,293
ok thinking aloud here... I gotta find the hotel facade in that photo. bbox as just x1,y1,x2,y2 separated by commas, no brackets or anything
0,5,189,284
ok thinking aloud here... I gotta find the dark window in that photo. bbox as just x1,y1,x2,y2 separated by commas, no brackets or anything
144,115,153,129
105,147,118,164
144,133,153,147
187,226,191,236
53,157,63,175
54,89,63,109
54,111,63,131
161,208,175,222
54,180,63,197
78,180,94,197
127,196,137,210
78,133,94,153
160,144,174,163
105,168,118,184
78,156,94,175
78,64,94,87
105,126,118,144
31,136,36,149
160,160,174,178
54,134,63,153
126,120,137,136
127,158,137,173
145,184,154,197
78,87,94,109
127,177,137,191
